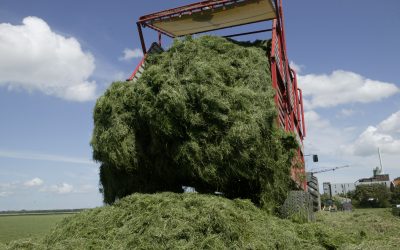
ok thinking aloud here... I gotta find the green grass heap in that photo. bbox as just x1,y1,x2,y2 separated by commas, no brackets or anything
5,194,400,249
91,36,298,211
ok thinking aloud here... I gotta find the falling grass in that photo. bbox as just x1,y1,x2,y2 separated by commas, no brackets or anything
91,36,298,211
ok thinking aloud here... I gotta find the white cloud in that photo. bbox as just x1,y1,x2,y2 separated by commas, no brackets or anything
292,65,400,183
39,183,97,195
290,61,304,74
378,110,400,134
305,110,330,129
303,111,351,155
75,184,96,193
42,183,74,194
338,108,355,117
24,178,43,187
112,71,128,82
299,70,399,109
0,16,97,101
0,191,12,197
0,149,96,165
119,48,143,61
0,182,19,197
56,183,74,194
344,110,400,156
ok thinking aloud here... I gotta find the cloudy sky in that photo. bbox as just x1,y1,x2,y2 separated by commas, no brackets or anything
0,0,399,210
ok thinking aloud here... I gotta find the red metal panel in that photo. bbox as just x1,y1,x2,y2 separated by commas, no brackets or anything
299,88,306,138
270,0,307,190
271,20,280,117
291,69,300,132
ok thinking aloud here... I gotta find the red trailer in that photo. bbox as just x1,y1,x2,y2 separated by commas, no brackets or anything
128,0,307,190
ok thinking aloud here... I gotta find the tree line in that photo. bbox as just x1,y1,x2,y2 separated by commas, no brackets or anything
322,184,400,209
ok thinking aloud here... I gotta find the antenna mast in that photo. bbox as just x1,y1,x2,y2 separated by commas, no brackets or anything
378,148,384,174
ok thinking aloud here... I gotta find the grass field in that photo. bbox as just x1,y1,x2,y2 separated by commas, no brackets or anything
314,208,400,249
0,213,73,244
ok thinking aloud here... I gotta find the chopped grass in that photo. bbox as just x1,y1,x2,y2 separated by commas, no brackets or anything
315,208,400,249
4,193,400,249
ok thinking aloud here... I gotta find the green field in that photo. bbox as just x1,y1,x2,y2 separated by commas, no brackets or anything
0,213,73,244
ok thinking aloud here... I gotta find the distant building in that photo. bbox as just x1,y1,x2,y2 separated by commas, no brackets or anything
323,167,392,198
355,167,391,188
322,182,331,197
331,183,356,196
323,182,356,197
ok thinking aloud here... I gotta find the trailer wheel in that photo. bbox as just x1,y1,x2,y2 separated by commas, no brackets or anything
306,174,320,212
280,191,315,222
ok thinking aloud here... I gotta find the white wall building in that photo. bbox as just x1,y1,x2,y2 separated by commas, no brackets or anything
330,183,356,196
323,182,356,197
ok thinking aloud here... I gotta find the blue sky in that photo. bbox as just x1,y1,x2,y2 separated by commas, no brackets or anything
0,0,399,210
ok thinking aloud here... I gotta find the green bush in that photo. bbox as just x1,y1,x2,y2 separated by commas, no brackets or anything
392,207,400,216
91,36,298,211
351,184,391,208
391,185,400,205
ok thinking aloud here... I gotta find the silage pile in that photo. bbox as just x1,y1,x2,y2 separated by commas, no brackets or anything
91,36,298,211
5,193,351,250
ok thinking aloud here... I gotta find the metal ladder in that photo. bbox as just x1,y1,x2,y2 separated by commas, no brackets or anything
127,42,164,82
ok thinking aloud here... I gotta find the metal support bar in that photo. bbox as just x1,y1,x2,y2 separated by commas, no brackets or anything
137,22,147,54
223,28,272,38
158,32,162,46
